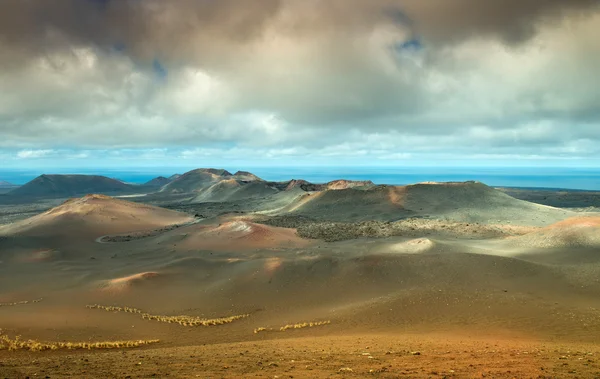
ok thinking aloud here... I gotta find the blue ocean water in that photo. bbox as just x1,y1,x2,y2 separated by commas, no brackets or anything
0,167,599,191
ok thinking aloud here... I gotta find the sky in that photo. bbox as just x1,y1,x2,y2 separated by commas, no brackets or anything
1,0,600,169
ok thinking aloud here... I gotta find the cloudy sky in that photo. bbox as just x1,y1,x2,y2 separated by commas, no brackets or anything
1,0,599,168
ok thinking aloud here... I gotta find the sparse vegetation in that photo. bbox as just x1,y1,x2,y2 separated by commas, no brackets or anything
0,298,42,307
87,304,249,326
288,218,531,242
254,320,331,334
86,304,143,313
0,329,159,351
141,312,249,326
280,320,331,331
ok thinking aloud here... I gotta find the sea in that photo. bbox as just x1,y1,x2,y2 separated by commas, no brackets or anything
1,167,599,191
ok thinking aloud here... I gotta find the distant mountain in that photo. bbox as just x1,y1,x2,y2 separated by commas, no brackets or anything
0,180,15,187
191,180,279,202
9,174,134,198
161,168,233,193
145,176,172,187
168,174,181,181
160,167,379,201
325,179,374,190
279,179,323,192
203,168,233,176
271,179,374,192
233,171,263,182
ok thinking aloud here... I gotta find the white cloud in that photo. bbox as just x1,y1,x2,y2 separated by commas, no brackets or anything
16,149,55,159
0,2,598,164
66,152,90,159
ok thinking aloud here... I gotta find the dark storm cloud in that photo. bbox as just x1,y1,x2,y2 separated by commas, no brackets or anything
399,0,600,44
0,0,285,71
1,0,597,64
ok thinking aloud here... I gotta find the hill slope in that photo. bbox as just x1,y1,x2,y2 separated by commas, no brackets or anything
286,186,412,221
0,194,193,240
507,216,600,249
191,180,278,203
400,181,573,225
284,181,573,225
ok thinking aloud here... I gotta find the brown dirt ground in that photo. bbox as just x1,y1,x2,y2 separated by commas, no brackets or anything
2,333,600,378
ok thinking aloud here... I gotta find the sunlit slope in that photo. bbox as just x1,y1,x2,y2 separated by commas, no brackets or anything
0,194,193,240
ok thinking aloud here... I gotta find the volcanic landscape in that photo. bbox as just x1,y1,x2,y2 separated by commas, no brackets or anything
2,168,600,378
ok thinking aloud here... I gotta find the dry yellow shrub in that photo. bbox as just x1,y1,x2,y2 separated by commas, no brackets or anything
86,304,143,313
254,320,331,334
87,304,249,326
279,320,331,331
0,329,159,352
0,298,43,307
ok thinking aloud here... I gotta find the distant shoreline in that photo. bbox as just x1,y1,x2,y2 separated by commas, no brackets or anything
1,166,599,191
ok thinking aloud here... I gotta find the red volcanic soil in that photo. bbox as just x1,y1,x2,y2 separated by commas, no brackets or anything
507,215,600,249
388,186,407,206
548,216,600,228
175,221,313,252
